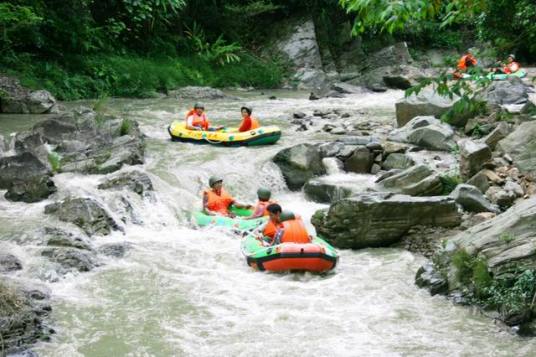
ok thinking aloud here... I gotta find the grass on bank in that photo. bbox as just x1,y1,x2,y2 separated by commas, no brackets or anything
1,53,284,100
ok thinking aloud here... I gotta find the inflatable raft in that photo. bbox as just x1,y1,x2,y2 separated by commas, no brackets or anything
241,234,338,273
168,121,281,146
193,207,267,231
461,69,527,81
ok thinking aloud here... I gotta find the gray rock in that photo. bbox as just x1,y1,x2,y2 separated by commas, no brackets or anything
273,144,325,190
0,253,23,272
395,88,458,127
363,65,438,91
0,278,52,354
330,82,364,94
304,180,353,204
482,121,510,150
497,121,536,177
336,136,373,146
98,243,132,258
458,139,492,180
504,180,524,197
0,76,58,114
450,184,499,213
485,186,516,209
41,247,98,272
388,116,455,151
274,19,328,91
377,164,443,196
0,152,56,203
415,262,448,295
382,153,415,170
98,170,153,195
367,42,413,69
44,227,93,251
168,86,228,99
466,171,490,194
370,163,382,174
343,146,373,173
311,193,460,249
293,111,307,119
318,142,345,158
485,77,529,106
44,197,120,236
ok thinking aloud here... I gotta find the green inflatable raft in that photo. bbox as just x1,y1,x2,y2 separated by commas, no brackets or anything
193,206,266,231
241,234,338,273
462,69,527,81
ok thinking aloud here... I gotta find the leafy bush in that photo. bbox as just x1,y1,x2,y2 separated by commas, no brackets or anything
439,173,462,195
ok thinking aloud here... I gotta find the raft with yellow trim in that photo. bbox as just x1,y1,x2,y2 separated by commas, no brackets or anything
168,121,281,146
241,234,338,273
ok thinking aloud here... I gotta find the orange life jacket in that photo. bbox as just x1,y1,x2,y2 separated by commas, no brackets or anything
263,219,281,239
238,116,260,132
504,61,520,74
457,54,477,71
186,109,209,130
278,218,311,244
204,188,234,215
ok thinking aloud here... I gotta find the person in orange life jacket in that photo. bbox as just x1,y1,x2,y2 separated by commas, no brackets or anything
202,176,252,217
454,49,478,79
246,188,275,219
185,103,223,131
493,54,521,74
258,204,310,245
238,106,260,132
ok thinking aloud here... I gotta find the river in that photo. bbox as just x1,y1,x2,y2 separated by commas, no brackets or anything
1,90,535,356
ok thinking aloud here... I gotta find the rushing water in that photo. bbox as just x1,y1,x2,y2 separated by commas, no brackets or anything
2,90,536,356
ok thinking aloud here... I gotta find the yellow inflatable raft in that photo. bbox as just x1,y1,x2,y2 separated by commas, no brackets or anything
167,121,281,146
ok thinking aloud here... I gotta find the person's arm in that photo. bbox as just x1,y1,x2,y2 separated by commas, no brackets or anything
186,115,200,130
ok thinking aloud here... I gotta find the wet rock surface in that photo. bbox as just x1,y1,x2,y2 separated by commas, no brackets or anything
0,253,23,273
44,197,121,236
377,165,443,196
0,76,58,114
395,88,457,127
273,143,325,190
449,184,499,213
98,170,153,195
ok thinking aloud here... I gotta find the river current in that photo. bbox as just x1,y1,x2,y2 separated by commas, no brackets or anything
1,90,535,356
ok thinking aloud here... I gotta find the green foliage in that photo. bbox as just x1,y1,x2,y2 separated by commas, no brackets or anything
119,119,133,136
451,249,493,296
0,3,42,53
185,23,242,66
439,173,461,195
499,233,516,244
482,270,536,316
47,152,61,173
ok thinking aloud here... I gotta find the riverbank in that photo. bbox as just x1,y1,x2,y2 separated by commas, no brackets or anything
1,53,284,101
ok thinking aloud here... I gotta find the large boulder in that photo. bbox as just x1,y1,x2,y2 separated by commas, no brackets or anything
304,174,376,203
497,121,536,178
0,253,23,273
98,170,153,195
41,247,98,272
449,184,499,213
388,116,455,151
273,19,328,91
0,152,56,203
0,76,58,114
362,65,437,91
311,193,461,249
395,88,458,127
168,86,228,99
343,146,373,173
482,121,510,150
44,227,93,251
44,197,120,236
0,278,52,354
458,139,492,180
366,42,413,69
485,77,529,106
381,153,415,170
273,144,325,190
377,164,443,196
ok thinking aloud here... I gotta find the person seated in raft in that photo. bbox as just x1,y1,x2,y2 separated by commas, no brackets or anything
238,106,260,132
203,176,252,217
246,188,275,219
185,103,223,131
492,54,521,74
453,49,478,79
258,204,311,245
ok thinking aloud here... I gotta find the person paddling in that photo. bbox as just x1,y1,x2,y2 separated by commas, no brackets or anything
454,49,478,79
258,203,310,245
492,54,521,74
186,103,223,131
246,188,275,219
238,106,260,132
202,176,251,217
